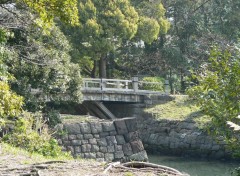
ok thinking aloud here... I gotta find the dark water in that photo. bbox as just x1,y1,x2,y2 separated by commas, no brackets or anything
148,155,240,176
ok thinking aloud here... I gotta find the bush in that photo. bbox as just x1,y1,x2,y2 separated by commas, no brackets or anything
141,77,164,91
45,109,61,128
3,111,71,158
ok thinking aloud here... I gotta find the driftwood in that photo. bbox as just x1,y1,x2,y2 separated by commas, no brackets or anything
104,161,189,176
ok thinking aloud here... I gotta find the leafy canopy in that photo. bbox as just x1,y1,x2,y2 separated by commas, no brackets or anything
188,47,240,154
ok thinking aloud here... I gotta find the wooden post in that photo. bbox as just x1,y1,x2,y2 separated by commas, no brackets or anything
132,77,138,92
164,79,170,94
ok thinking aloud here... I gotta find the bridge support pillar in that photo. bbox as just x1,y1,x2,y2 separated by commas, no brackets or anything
132,77,138,92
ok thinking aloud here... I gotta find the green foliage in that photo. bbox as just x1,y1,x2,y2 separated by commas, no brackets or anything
187,47,240,155
45,109,61,128
141,77,164,91
7,24,82,107
3,111,70,158
16,0,79,30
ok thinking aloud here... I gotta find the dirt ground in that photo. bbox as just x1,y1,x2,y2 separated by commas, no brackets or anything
0,143,183,176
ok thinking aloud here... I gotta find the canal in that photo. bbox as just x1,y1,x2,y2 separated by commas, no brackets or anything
149,155,239,176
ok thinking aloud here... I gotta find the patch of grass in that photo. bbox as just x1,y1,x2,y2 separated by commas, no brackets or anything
0,142,73,164
145,95,211,126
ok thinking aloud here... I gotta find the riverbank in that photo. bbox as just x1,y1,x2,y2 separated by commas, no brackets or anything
0,143,183,176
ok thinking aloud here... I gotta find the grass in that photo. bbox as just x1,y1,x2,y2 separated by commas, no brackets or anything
145,95,211,127
0,142,73,164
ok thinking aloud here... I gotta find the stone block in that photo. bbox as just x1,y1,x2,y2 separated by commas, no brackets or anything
102,122,115,132
212,145,220,151
97,138,108,146
128,150,148,162
109,131,117,136
74,146,81,153
122,143,133,156
89,138,97,145
124,132,139,142
90,122,103,134
96,152,104,158
91,145,100,152
67,146,74,154
96,158,105,162
106,136,117,146
125,117,138,132
94,134,100,138
84,153,96,159
64,123,81,134
61,134,68,141
57,139,62,145
115,145,123,151
81,140,89,144
114,120,128,135
100,146,108,153
115,151,124,159
107,146,115,152
71,140,82,146
76,134,83,140
68,135,77,140
82,144,92,152
63,140,71,145
116,135,126,145
130,140,144,153
79,123,92,133
105,153,114,162
84,134,93,140
100,132,109,137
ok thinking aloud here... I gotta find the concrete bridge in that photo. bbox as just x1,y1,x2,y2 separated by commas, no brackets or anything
31,77,170,119
80,77,170,120
82,77,169,103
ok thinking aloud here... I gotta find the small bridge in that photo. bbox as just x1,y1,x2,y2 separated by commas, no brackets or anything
82,77,169,103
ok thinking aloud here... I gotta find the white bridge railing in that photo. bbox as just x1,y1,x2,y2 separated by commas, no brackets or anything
82,77,169,93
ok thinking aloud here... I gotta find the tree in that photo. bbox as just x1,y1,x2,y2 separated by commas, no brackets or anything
0,0,79,30
62,0,170,78
188,47,240,155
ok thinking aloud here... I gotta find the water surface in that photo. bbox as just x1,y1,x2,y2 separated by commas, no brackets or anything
148,155,239,176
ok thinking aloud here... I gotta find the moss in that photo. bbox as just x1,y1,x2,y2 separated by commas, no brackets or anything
145,95,211,127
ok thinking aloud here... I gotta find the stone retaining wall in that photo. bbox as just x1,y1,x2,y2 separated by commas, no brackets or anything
55,117,148,162
138,117,231,159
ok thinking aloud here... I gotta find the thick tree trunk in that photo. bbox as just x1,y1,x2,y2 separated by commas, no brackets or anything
99,55,107,78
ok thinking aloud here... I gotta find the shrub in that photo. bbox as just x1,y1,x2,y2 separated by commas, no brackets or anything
3,111,71,158
141,77,164,91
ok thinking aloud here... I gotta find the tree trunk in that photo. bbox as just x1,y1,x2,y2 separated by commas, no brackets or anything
91,60,97,78
99,55,107,78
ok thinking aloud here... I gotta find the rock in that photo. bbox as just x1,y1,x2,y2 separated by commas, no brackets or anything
102,122,115,132
128,150,148,162
79,123,91,134
97,138,108,147
125,117,138,132
114,151,124,159
84,134,93,140
96,152,104,158
84,153,96,159
106,136,117,146
91,145,100,152
115,145,123,151
105,153,114,162
71,140,82,146
114,120,128,135
89,138,97,145
90,122,103,134
130,140,144,153
76,134,83,140
122,143,133,156
99,132,109,137
107,146,115,152
64,124,81,134
82,144,92,152
99,147,108,153
116,135,126,145
68,135,77,140
74,146,81,153
124,131,139,142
